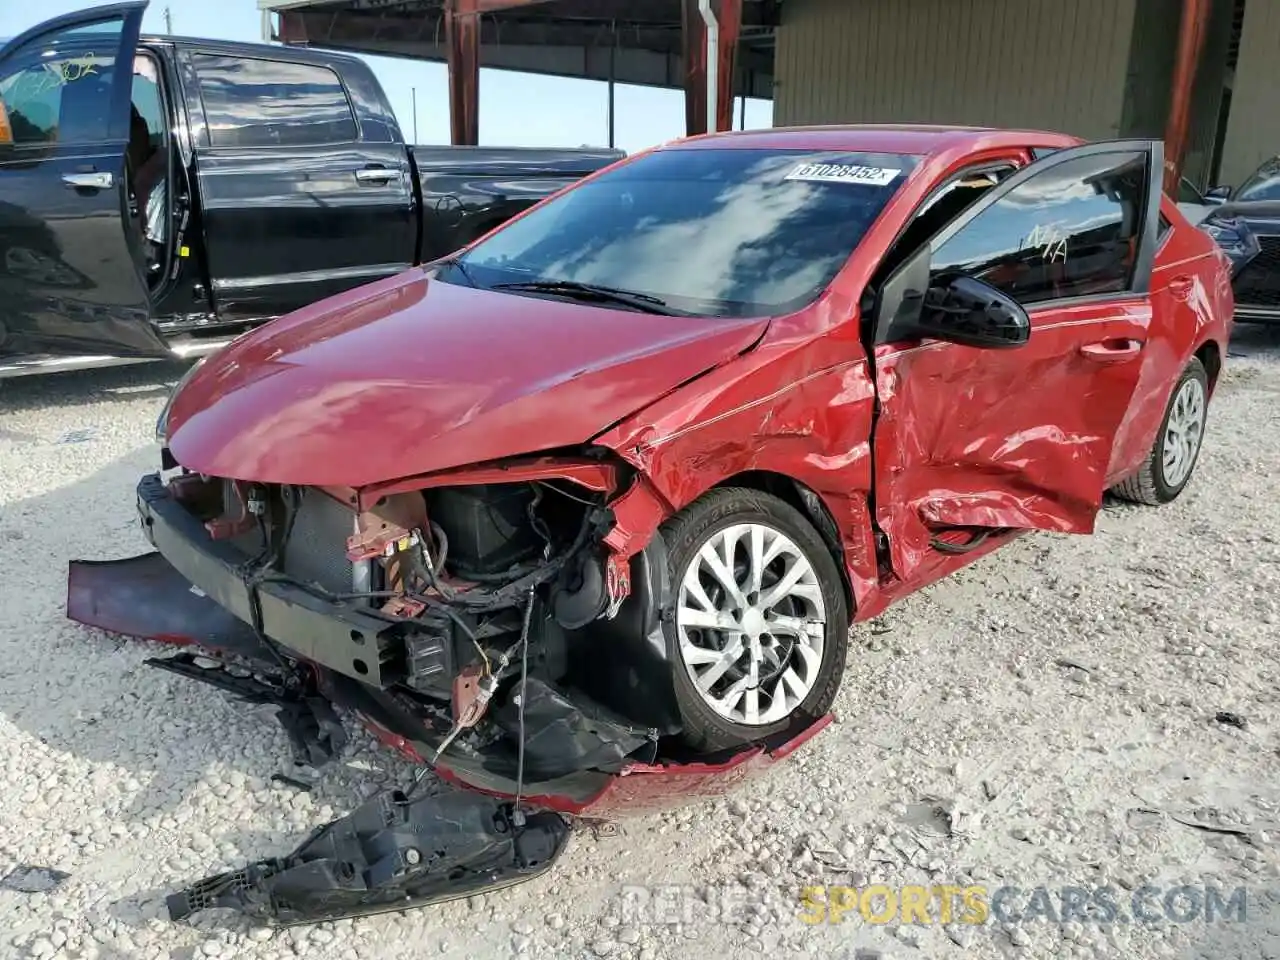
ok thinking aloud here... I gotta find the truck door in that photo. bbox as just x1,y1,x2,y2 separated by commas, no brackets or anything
0,1,171,361
183,50,417,320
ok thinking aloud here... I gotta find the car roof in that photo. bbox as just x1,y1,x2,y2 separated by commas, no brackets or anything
141,34,364,68
666,124,1081,156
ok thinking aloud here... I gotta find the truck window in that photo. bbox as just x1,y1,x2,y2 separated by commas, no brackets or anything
0,50,117,145
192,55,357,148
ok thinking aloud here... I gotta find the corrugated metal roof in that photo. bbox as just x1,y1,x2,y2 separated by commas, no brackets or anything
259,0,780,96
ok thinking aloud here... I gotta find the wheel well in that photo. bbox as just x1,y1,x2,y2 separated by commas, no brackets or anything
713,470,855,613
1196,340,1222,394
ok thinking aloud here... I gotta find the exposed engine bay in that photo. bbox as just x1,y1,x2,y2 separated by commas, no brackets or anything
155,461,679,783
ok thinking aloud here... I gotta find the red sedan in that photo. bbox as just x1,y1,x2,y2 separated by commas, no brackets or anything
70,125,1234,923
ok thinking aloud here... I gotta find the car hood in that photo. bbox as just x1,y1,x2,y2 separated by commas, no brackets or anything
165,271,767,487
1208,200,1280,228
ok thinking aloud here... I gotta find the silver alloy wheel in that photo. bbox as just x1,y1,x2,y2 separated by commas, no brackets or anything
676,522,827,726
1162,376,1206,488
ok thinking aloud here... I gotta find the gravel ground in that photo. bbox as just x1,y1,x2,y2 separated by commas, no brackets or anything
2,325,1279,960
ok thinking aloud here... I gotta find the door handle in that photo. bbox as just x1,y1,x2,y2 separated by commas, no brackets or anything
1168,274,1195,297
1079,338,1144,363
355,167,399,184
62,171,113,190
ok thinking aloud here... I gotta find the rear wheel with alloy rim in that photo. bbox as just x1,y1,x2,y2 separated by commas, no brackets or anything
1112,357,1210,505
660,487,850,751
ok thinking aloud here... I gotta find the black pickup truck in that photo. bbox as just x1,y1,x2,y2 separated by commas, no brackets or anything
0,1,621,377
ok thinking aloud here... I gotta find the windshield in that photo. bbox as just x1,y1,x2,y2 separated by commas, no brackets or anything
1237,158,1280,202
447,147,919,318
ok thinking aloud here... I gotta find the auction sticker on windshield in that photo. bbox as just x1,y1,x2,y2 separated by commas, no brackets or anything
785,163,902,186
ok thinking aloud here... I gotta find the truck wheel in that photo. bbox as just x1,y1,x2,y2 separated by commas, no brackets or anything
659,488,849,752
1112,357,1209,505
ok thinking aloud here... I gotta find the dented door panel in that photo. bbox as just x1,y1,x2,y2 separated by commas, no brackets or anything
872,297,1150,580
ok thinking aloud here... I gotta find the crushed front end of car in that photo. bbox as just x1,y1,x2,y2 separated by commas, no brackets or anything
67,450,824,924
64,241,840,924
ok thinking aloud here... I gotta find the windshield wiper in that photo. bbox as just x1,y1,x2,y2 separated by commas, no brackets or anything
492,279,682,315
434,256,480,288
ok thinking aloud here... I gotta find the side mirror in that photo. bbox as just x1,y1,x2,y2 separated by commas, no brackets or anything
1205,185,1231,203
915,275,1030,349
872,251,1030,349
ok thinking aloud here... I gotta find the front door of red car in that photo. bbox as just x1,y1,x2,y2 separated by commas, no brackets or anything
869,141,1164,582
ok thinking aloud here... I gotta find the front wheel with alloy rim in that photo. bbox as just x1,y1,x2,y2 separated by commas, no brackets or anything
1112,356,1210,505
659,488,850,752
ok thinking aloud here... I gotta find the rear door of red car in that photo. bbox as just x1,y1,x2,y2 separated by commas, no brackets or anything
869,140,1164,582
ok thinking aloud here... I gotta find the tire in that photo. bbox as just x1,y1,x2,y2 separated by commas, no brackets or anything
658,487,850,752
1112,357,1210,505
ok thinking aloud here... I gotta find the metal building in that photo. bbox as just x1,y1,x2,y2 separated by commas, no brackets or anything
261,0,1278,191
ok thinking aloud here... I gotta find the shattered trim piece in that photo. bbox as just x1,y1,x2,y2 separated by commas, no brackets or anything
165,785,570,925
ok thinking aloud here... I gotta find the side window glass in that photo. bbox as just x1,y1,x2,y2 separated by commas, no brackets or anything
930,151,1147,306
1177,178,1203,204
0,50,118,145
877,165,1015,280
193,55,357,148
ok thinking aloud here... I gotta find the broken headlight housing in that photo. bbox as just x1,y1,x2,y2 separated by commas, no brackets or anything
1199,217,1261,273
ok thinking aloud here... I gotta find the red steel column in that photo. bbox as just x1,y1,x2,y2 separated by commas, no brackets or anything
445,0,481,146
714,0,742,136
1164,0,1213,192
682,0,707,136
275,12,309,43
682,0,744,137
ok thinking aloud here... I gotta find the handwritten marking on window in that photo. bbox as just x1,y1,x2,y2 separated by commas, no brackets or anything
24,53,102,96
59,53,101,82
1025,222,1069,263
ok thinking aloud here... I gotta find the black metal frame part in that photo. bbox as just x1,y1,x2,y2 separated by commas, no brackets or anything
147,651,349,769
136,473,398,686
165,785,570,925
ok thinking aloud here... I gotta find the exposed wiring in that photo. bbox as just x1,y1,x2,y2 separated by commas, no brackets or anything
526,486,554,551
267,484,300,570
512,584,535,826
428,520,449,574
535,479,599,506
233,484,303,679
408,590,492,677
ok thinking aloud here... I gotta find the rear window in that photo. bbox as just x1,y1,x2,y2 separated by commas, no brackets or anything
193,54,356,148
453,147,919,318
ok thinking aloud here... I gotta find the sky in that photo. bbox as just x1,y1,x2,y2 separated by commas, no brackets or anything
0,0,774,152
